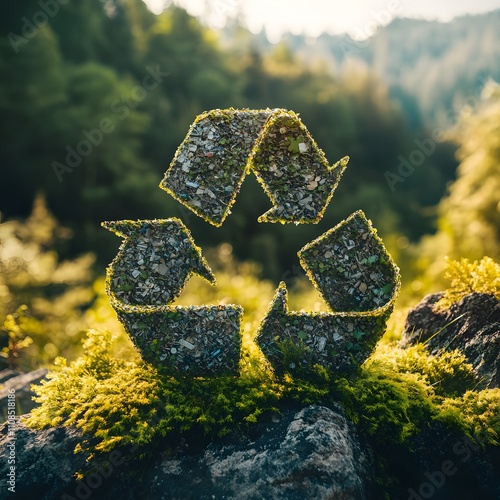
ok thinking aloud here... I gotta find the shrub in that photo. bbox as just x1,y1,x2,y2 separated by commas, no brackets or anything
436,256,500,310
27,328,500,466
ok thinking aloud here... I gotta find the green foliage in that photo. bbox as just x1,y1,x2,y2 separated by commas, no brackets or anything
27,330,282,458
273,338,314,376
2,9,499,497
339,366,434,443
372,344,477,397
0,306,36,369
436,256,500,309
0,197,96,369
0,0,463,284
26,325,500,473
6,199,499,460
28,331,163,457
438,82,500,262
413,83,500,295
435,389,500,445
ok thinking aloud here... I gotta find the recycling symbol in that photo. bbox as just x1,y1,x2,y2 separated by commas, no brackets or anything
103,109,400,377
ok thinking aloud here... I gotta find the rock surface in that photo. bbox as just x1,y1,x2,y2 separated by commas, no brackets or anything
1,400,499,499
403,422,500,500
0,405,373,500
0,417,87,498
0,369,21,384
400,292,500,388
0,368,48,418
179,405,373,500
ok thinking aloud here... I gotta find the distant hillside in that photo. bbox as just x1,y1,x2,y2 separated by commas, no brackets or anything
268,10,500,127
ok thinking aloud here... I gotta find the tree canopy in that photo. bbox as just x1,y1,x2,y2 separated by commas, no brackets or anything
3,1,496,282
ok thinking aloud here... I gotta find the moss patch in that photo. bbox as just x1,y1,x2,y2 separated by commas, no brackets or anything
27,329,500,474
436,256,500,310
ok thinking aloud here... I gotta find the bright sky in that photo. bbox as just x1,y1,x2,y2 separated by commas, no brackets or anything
145,0,500,41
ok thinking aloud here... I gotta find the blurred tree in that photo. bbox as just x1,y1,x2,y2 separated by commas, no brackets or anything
0,1,461,282
0,196,96,368
1,306,36,371
0,26,67,216
437,82,500,259
46,1,108,64
412,82,500,293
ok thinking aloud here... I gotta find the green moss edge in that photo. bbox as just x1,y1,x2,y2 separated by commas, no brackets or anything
298,209,401,316
159,108,349,226
101,217,218,311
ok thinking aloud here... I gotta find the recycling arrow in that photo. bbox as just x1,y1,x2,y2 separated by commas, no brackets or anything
160,109,348,226
102,219,216,306
250,110,349,223
102,218,243,376
103,109,401,378
256,211,400,374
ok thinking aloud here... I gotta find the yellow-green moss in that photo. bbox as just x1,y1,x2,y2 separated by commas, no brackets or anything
436,256,500,310
371,344,478,397
26,328,499,469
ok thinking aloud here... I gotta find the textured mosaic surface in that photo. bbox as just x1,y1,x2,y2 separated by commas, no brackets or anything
102,219,216,306
299,211,398,313
103,218,242,376
103,110,401,378
160,108,348,226
114,304,242,377
257,211,400,374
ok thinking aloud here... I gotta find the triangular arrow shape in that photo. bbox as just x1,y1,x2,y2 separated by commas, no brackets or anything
102,218,216,306
102,218,242,376
257,211,400,374
159,109,348,226
160,109,273,226
250,110,348,223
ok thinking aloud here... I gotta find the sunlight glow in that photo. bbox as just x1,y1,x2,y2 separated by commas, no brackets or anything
144,0,500,41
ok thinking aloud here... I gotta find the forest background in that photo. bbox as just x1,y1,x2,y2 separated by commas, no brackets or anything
1,0,499,369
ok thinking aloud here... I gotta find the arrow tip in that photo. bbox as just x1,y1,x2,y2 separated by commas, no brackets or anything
101,220,134,238
257,155,350,224
270,281,289,314
333,155,350,173
257,281,289,333
167,218,217,286
194,259,217,286
256,282,289,336
256,282,290,369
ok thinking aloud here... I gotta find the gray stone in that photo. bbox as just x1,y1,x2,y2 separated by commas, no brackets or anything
0,404,373,500
0,369,21,384
400,292,500,388
0,417,86,499
0,368,48,418
1,401,498,499
200,405,373,500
